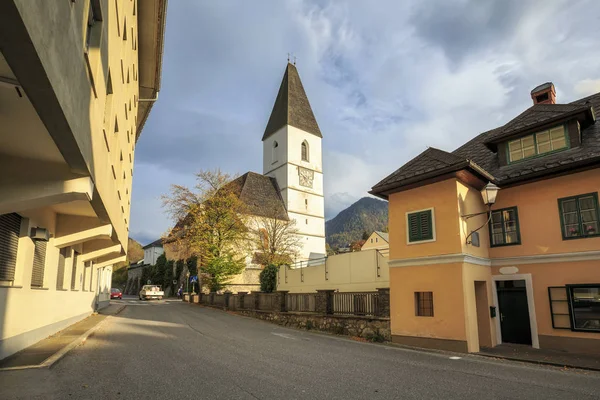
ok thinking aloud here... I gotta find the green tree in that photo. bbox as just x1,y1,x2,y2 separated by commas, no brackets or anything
163,169,249,293
259,264,278,293
361,230,370,241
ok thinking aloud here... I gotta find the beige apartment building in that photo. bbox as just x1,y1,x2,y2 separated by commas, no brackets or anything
0,0,167,360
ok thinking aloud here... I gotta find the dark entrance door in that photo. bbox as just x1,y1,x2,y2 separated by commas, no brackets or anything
496,280,532,345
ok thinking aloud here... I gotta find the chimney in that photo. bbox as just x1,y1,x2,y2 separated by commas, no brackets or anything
531,82,556,105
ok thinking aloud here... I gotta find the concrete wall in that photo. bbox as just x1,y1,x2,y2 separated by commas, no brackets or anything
0,0,154,359
277,249,389,293
0,208,111,359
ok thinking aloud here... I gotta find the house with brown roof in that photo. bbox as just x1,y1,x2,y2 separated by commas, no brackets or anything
371,82,600,355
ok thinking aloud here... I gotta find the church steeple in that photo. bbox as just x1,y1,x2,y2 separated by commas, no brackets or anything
262,63,322,141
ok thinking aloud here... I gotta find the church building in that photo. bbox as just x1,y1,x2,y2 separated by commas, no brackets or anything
260,62,326,262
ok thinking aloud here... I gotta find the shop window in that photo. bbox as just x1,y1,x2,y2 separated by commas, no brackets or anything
567,285,600,332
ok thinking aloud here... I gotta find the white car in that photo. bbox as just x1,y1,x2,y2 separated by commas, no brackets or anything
139,285,164,300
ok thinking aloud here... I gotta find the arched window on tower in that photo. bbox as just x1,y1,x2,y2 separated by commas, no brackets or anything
272,141,278,163
301,141,309,162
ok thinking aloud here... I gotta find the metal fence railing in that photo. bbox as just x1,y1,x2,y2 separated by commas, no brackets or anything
258,293,277,311
332,292,379,317
286,293,316,312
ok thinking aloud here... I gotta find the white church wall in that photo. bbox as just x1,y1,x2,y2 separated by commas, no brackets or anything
286,166,324,195
286,189,325,217
286,126,323,173
263,126,288,176
288,210,325,237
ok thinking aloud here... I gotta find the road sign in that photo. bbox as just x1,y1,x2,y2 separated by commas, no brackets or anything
190,275,198,283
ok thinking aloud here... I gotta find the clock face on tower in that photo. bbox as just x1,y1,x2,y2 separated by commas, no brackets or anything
298,167,314,188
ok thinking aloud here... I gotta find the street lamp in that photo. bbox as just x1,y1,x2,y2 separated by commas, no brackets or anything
462,182,501,245
480,182,500,207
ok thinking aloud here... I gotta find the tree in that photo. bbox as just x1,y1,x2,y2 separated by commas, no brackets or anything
350,240,365,252
325,243,336,256
250,217,302,267
162,169,249,292
361,230,370,241
259,264,278,293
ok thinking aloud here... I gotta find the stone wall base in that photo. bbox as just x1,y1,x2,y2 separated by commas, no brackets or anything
539,334,600,356
391,334,468,353
234,309,390,341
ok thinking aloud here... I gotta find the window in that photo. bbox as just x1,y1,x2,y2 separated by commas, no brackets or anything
407,209,434,243
0,213,21,281
370,238,373,243
508,125,568,163
31,239,47,287
415,292,434,317
301,141,309,162
489,207,521,247
375,238,378,243
558,193,600,239
85,1,99,51
56,247,68,289
71,251,79,290
567,285,600,332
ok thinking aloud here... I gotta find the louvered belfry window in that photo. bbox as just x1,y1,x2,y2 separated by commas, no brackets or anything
31,239,47,287
408,210,433,242
0,213,22,281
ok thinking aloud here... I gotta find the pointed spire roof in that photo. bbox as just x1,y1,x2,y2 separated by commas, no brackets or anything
262,63,322,141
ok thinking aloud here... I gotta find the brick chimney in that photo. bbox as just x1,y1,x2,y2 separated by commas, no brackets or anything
531,82,556,105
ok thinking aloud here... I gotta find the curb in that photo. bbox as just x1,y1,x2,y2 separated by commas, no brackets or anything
43,304,127,368
0,304,127,371
475,352,600,372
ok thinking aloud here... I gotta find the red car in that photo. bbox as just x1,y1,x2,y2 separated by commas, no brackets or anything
110,288,123,300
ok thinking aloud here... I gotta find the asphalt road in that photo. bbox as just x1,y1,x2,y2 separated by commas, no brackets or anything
2,297,600,399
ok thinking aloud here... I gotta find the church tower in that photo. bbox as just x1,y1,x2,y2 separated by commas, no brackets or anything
262,63,326,261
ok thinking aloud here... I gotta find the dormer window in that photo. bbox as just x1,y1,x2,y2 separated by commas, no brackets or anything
508,125,568,163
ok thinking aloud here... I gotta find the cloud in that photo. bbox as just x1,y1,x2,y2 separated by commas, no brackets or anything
574,79,600,97
131,0,600,237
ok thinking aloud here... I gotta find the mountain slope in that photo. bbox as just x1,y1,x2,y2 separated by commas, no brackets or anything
325,197,388,249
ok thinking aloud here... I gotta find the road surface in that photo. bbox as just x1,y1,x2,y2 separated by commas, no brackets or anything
2,296,600,399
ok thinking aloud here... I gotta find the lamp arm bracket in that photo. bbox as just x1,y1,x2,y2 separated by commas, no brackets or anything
465,207,493,245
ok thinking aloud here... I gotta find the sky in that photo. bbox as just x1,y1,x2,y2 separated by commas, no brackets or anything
129,0,600,246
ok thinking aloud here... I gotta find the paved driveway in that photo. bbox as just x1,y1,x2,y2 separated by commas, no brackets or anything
2,302,600,399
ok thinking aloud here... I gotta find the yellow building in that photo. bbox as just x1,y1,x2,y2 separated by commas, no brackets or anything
361,231,389,251
371,83,600,355
0,0,167,360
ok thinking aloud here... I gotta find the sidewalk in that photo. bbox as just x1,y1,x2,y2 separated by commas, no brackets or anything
0,303,125,370
479,343,600,371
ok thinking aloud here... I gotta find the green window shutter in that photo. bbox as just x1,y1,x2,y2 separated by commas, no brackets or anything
420,211,433,240
408,210,433,242
408,213,420,242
